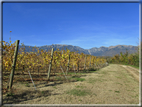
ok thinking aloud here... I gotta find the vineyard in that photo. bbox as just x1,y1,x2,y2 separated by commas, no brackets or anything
1,40,108,94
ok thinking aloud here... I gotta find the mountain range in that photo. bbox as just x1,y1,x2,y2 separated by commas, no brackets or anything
19,44,138,57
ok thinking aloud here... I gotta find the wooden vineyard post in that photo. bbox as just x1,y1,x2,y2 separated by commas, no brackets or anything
66,52,70,75
9,40,20,90
84,55,87,70
47,48,54,80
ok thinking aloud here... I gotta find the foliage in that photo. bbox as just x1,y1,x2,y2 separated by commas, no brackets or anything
109,47,140,67
2,40,108,74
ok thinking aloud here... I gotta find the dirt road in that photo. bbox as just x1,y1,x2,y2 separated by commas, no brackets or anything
3,64,139,104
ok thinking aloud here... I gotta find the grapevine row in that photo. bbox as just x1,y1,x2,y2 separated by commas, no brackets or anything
2,40,108,75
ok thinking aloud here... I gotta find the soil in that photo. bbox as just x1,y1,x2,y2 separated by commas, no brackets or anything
2,64,139,104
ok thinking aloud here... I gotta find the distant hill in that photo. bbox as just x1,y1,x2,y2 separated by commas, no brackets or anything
18,44,138,57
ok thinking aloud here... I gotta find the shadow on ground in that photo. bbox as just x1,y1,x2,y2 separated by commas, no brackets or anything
3,88,57,104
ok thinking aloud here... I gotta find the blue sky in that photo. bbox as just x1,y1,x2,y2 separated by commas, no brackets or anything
3,3,139,49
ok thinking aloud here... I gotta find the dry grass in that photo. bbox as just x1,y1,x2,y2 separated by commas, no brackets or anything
2,64,139,104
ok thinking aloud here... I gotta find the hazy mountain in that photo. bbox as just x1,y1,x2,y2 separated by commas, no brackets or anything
18,44,138,57
89,45,138,56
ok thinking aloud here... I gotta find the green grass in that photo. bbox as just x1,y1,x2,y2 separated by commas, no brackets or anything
88,70,97,73
110,63,139,69
127,64,139,69
71,76,85,81
135,94,139,98
122,63,139,69
116,82,122,85
88,78,105,83
66,89,91,96
57,70,98,75
25,83,30,87
6,93,14,97
55,77,62,81
88,78,97,83
115,76,122,79
75,85,86,88
78,99,82,101
41,91,44,94
57,72,78,75
58,72,74,75
115,91,120,93
75,78,85,81
101,71,107,74
53,86,57,89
